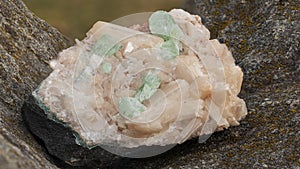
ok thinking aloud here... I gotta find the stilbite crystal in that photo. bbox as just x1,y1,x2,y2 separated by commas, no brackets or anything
32,9,247,149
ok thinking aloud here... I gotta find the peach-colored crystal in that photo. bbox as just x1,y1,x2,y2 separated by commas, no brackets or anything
33,9,247,148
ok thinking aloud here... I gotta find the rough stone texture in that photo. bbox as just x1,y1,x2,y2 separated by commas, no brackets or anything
0,0,71,168
1,0,299,169
22,95,123,167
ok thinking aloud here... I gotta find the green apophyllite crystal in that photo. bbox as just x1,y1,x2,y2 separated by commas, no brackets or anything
101,62,112,74
135,71,161,102
149,10,184,40
118,97,147,119
91,34,122,56
160,39,181,60
77,34,121,78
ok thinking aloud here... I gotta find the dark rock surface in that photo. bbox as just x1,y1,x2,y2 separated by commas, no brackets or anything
1,0,299,168
22,95,122,167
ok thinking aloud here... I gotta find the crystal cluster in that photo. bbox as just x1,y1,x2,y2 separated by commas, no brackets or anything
33,9,247,148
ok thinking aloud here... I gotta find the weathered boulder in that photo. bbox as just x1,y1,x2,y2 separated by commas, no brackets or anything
0,0,71,168
1,0,299,168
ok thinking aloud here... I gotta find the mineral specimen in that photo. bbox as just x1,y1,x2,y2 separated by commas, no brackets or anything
31,9,247,155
